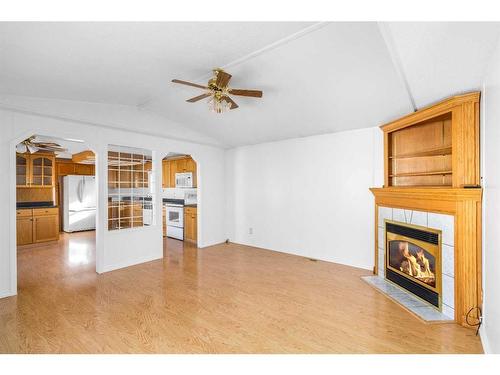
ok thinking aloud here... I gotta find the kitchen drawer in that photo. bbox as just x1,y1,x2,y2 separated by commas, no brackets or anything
33,207,58,216
184,206,197,215
16,209,33,217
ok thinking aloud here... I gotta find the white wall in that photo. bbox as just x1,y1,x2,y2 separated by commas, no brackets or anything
480,36,500,354
225,127,384,270
0,97,226,298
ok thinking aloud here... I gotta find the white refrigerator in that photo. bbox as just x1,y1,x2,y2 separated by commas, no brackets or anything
63,175,97,232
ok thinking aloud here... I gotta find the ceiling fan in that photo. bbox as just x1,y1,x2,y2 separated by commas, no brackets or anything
16,136,67,154
172,68,263,113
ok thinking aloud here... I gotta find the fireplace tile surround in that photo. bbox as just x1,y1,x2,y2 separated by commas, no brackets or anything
362,276,453,322
377,206,455,319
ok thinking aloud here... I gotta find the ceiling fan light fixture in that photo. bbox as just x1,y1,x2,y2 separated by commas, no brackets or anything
16,143,27,153
208,96,231,114
172,68,262,113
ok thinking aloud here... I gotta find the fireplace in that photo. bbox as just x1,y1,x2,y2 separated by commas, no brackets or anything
385,220,442,309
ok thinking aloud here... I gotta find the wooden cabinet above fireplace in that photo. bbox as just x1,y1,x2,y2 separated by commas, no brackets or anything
382,92,480,188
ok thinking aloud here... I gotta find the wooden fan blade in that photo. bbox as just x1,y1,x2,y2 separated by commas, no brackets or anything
27,145,39,154
229,89,263,98
172,79,208,90
34,142,62,147
39,145,66,150
216,71,232,88
222,96,239,110
186,93,211,103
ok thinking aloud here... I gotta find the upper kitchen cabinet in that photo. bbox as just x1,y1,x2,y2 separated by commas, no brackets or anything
16,154,29,186
162,160,171,188
16,152,55,187
56,159,95,176
162,156,197,188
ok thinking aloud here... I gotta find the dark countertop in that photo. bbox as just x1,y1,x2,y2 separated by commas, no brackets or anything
184,204,197,208
17,201,57,209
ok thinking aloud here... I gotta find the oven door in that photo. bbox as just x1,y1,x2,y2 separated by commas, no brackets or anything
166,205,184,228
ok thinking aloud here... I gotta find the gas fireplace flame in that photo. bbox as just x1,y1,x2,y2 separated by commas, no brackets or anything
398,242,435,285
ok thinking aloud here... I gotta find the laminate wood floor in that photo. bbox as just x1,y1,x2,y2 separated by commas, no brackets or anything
0,231,483,353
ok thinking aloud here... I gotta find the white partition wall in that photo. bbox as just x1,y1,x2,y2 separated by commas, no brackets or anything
0,98,226,297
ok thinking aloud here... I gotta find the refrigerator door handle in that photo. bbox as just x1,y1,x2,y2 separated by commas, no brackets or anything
77,179,83,203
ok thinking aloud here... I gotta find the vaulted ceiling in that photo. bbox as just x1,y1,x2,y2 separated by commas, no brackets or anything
1,22,499,148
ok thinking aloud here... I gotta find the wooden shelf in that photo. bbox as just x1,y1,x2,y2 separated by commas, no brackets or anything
389,146,452,159
390,170,452,178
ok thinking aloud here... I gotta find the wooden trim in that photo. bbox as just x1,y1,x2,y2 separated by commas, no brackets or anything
380,92,480,132
383,132,390,187
72,150,95,164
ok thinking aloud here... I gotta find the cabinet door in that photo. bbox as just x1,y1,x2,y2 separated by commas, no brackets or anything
30,155,54,187
169,160,178,188
184,209,197,242
177,158,187,172
57,162,75,176
17,217,33,245
162,160,170,188
33,215,59,243
16,154,30,186
75,164,94,175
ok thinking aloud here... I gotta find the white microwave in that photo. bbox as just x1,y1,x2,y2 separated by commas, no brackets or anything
175,172,193,188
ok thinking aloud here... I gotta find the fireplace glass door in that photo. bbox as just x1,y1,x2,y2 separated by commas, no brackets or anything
385,221,442,308
387,240,437,289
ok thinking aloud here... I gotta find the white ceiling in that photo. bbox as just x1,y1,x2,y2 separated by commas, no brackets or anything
31,135,90,159
385,22,500,108
1,22,499,148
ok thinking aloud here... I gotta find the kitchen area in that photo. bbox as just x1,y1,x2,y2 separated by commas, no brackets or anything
16,136,97,247
162,153,198,245
16,137,199,254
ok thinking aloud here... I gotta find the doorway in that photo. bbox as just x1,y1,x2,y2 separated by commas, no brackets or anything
161,152,198,252
15,134,98,290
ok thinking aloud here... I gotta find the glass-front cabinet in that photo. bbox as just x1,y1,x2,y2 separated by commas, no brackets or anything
16,153,55,187
16,154,29,186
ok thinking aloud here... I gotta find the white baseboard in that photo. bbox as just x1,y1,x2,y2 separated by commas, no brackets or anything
480,325,492,354
0,289,16,299
99,253,163,273
198,239,226,248
232,239,373,271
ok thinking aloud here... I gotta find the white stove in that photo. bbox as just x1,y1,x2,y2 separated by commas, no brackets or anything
165,201,184,240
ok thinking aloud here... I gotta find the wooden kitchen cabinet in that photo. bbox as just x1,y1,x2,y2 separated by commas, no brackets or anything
74,164,94,175
57,161,77,176
16,154,30,186
184,206,197,243
56,159,95,177
33,214,59,243
168,159,179,188
16,152,55,187
162,156,197,188
161,160,175,188
16,215,34,245
16,208,59,245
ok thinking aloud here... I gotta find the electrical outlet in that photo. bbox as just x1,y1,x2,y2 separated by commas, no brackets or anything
248,227,253,235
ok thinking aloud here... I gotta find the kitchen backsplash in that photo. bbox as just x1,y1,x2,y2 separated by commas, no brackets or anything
162,187,197,199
